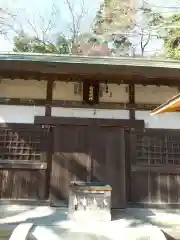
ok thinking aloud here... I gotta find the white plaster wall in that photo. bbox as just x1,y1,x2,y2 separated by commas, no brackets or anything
0,105,45,123
136,110,180,129
0,79,47,99
135,85,178,104
53,82,129,103
52,107,129,119
100,83,128,103
53,81,82,101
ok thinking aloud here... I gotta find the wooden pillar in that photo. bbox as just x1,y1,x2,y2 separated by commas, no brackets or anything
119,128,126,207
128,83,135,120
126,83,135,204
45,80,53,116
44,80,54,199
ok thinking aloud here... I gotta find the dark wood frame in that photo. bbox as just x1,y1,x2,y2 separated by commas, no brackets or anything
0,57,180,206
0,97,163,111
34,116,144,207
34,116,145,129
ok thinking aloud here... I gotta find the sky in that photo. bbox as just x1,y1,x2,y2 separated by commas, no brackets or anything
0,0,103,51
0,0,180,54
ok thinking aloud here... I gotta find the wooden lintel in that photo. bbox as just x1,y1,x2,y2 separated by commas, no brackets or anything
34,116,145,129
0,98,164,111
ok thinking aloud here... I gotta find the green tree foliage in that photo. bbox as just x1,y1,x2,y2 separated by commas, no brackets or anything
93,0,135,35
13,0,88,54
12,0,165,57
92,0,164,56
164,14,180,60
13,31,70,54
92,0,135,56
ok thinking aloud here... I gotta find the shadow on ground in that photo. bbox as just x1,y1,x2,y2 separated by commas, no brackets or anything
0,206,178,239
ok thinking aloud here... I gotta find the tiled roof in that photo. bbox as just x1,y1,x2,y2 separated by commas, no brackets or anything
0,52,180,69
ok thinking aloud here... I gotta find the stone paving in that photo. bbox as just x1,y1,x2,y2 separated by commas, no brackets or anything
0,205,176,239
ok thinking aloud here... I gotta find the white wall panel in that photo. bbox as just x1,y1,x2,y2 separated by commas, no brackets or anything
136,110,180,129
53,82,82,101
0,105,45,123
0,79,47,99
52,107,129,119
135,85,178,104
100,84,129,103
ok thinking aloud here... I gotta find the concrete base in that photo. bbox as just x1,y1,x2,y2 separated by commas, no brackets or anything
68,209,111,222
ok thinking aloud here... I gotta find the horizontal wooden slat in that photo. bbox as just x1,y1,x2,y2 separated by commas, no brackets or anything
34,116,145,129
131,164,180,173
0,97,172,111
0,160,47,169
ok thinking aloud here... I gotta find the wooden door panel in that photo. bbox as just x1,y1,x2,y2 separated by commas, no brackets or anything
51,125,91,202
51,119,126,208
90,127,125,208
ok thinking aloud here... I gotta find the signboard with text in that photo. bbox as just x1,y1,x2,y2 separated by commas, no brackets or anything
83,81,99,105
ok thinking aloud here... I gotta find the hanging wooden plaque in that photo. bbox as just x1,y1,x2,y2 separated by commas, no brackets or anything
83,81,99,105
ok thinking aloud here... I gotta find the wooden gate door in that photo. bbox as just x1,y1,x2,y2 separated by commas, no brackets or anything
130,129,180,205
89,125,126,208
50,118,126,208
0,124,48,199
50,119,91,204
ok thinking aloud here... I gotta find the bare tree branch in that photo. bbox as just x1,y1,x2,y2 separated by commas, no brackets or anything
65,0,76,42
0,8,17,35
64,0,87,43
21,3,58,43
143,32,151,50
27,18,39,38
40,4,57,41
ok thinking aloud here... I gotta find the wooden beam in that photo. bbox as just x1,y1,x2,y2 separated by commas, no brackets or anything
50,100,161,111
34,116,145,129
0,97,167,111
0,160,47,170
0,70,180,85
51,100,131,109
0,98,46,106
131,164,180,173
